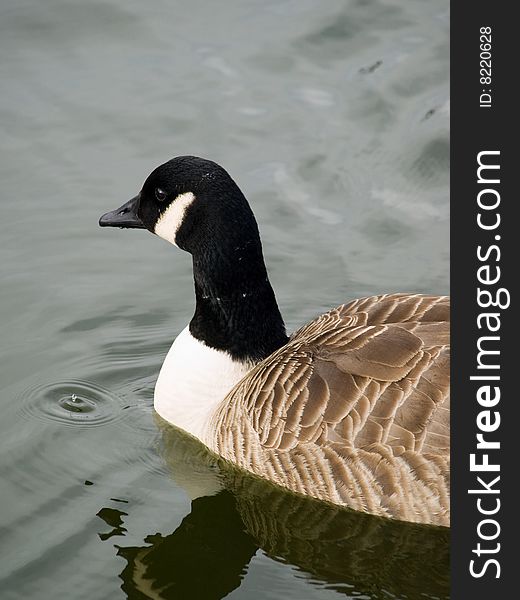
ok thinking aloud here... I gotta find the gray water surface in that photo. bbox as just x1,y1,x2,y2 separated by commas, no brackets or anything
1,1,449,598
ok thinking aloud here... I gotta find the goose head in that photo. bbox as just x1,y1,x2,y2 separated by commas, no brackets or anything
99,155,261,260
99,156,288,364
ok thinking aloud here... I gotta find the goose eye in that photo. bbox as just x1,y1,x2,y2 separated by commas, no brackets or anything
155,188,167,202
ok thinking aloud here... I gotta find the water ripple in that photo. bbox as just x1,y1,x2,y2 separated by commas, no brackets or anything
20,379,126,428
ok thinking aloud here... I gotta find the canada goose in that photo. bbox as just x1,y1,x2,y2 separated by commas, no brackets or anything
99,156,450,527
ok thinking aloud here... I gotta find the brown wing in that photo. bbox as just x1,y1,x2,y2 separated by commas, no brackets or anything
211,294,450,526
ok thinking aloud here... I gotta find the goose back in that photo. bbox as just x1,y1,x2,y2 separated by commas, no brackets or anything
210,293,450,526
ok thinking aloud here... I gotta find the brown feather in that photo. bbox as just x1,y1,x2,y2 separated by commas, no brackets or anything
211,293,450,526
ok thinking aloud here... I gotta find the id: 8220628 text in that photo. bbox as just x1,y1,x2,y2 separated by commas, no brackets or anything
480,26,492,108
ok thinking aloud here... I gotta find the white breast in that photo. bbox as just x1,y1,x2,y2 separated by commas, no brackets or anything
154,326,252,443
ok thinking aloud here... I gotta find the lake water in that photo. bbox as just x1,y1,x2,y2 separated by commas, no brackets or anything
0,1,449,598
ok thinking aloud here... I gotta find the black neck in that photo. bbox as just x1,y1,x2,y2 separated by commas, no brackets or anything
188,239,288,363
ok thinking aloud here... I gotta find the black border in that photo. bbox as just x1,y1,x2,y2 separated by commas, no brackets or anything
451,3,514,596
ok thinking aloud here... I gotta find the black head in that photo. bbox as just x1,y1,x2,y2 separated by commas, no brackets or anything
100,156,288,361
99,156,259,256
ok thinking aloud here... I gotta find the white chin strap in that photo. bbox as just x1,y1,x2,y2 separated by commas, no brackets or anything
154,191,196,247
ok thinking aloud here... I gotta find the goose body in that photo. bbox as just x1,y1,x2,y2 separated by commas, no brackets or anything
100,156,450,526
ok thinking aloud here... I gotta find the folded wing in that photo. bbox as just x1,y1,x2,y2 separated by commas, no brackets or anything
211,294,450,525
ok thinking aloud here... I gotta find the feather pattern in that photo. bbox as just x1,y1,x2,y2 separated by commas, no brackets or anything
210,294,450,526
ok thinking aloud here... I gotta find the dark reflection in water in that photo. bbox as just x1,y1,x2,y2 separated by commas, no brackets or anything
103,418,449,600
97,506,128,541
117,492,257,600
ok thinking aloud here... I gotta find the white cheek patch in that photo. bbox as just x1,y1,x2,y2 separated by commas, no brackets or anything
154,191,196,246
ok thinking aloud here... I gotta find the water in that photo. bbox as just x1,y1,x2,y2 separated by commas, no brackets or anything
0,1,449,598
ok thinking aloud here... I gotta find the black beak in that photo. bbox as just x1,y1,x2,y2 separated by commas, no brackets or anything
99,195,145,229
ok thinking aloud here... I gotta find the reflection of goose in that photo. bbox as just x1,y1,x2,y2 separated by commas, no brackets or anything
114,422,449,600
100,156,450,526
117,492,257,600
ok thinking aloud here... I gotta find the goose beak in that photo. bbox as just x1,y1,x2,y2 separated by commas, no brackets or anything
99,195,145,229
